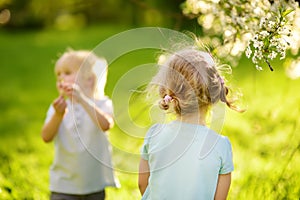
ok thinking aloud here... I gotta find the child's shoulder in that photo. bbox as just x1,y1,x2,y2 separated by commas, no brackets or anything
199,128,232,159
207,129,231,146
212,132,232,153
96,95,111,101
147,123,163,133
95,96,112,105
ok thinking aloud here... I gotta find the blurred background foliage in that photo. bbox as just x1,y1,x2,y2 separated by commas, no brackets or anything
0,0,299,199
0,0,198,30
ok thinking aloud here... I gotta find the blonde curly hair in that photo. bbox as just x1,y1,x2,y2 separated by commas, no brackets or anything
150,48,241,116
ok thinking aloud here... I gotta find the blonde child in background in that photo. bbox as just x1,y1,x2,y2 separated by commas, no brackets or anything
138,48,243,199
41,50,119,200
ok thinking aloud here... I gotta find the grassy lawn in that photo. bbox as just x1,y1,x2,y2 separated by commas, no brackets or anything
0,24,299,199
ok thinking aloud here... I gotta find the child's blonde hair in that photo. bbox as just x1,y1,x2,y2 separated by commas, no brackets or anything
150,47,241,116
58,49,108,99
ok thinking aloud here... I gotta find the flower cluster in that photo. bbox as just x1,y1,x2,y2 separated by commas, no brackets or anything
246,7,293,71
182,0,299,71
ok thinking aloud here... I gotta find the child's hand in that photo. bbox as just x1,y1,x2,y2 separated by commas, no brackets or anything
53,95,67,116
60,82,73,99
61,83,85,102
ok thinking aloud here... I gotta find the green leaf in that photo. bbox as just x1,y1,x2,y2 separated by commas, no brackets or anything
263,38,270,47
282,9,294,17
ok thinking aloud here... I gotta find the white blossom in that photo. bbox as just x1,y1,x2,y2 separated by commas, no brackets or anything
260,31,269,37
268,51,278,59
259,18,267,28
280,52,286,60
253,40,263,49
245,46,252,58
182,0,299,70
256,65,263,70
268,21,276,29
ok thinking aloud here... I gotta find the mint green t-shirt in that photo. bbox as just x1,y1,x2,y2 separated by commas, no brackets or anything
141,121,234,200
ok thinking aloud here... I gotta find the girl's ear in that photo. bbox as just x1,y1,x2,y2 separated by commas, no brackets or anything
86,75,96,89
77,75,96,97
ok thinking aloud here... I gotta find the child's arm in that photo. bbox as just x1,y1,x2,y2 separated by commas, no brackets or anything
138,158,150,195
214,173,231,200
78,95,113,131
41,96,66,143
64,84,114,131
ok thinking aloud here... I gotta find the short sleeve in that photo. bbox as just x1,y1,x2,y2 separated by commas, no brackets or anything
44,105,55,123
140,124,160,160
219,137,234,174
96,97,113,116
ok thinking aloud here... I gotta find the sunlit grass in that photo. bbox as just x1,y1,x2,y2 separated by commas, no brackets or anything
224,64,300,199
0,25,299,199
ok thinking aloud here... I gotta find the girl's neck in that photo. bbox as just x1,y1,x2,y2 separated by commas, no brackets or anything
177,108,207,126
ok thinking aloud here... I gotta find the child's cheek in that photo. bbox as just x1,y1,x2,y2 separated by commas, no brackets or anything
57,82,65,95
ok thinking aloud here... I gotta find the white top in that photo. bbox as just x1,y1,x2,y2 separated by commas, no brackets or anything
45,97,119,194
141,121,234,200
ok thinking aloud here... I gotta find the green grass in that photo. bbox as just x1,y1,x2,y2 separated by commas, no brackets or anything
0,25,300,199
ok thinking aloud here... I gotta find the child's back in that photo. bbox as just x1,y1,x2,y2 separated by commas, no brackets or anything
141,121,233,199
139,48,243,199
